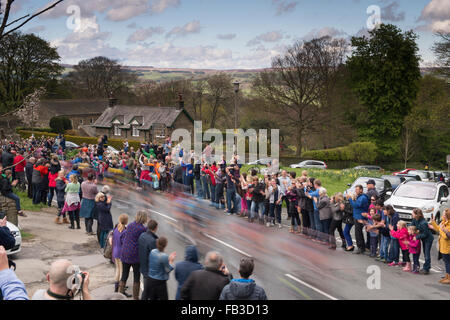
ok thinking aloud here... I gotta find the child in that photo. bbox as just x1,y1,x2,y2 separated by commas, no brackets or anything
390,220,410,270
408,226,421,274
62,174,81,230
54,170,68,224
366,211,381,257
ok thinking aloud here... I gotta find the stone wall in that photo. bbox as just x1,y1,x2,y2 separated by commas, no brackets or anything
0,196,18,226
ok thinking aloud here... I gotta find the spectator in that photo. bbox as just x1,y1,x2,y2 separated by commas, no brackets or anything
139,219,159,300
79,173,98,235
329,193,348,250
112,214,130,297
31,159,49,205
63,174,81,230
54,170,68,224
32,259,91,300
0,245,28,300
47,156,61,207
0,169,25,217
346,185,369,254
317,187,333,244
12,150,26,192
174,245,203,300
147,237,176,300
180,251,232,300
219,258,267,300
408,226,421,274
431,209,450,284
411,208,434,275
267,178,282,228
25,157,35,199
95,192,113,248
119,210,148,300
389,220,410,271
384,205,400,266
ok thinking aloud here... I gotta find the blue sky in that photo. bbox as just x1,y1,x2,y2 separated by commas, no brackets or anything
6,0,449,69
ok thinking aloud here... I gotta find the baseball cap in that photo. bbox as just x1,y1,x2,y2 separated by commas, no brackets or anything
367,179,376,185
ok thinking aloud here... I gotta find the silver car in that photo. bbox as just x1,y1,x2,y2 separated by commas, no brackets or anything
290,160,327,169
6,221,22,256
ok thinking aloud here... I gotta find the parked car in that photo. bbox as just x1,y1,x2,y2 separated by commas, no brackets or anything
290,160,327,169
65,141,80,150
407,170,433,182
247,158,277,166
392,168,417,176
6,221,22,256
343,177,392,202
381,175,404,191
384,181,449,223
106,145,119,155
353,165,383,171
395,174,422,182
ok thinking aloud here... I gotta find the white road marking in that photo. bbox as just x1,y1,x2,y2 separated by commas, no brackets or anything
203,233,252,257
285,274,338,300
148,209,178,223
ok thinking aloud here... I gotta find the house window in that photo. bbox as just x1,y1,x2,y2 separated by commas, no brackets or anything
79,119,83,124
157,127,166,138
114,125,121,136
90,118,94,124
132,126,139,137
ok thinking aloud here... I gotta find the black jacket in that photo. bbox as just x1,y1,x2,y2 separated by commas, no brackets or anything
180,268,232,300
193,164,201,180
0,226,15,250
1,151,14,168
25,162,34,183
0,175,12,196
219,279,267,300
138,231,158,276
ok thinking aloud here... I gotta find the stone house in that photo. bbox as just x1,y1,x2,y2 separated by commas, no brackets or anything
92,101,194,142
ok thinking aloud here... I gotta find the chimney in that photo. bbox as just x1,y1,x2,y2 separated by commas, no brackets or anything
108,92,118,108
177,93,184,110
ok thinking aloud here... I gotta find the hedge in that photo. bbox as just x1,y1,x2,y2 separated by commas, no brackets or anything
17,130,142,151
302,142,378,163
15,127,53,133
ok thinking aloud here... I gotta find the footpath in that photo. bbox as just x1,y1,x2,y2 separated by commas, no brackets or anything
14,208,118,300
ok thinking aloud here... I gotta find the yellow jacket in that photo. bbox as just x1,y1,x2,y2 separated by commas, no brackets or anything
431,220,450,254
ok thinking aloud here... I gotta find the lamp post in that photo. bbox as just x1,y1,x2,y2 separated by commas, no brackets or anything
233,81,240,155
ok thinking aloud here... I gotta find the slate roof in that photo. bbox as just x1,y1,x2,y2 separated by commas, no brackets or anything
40,99,108,118
93,105,192,130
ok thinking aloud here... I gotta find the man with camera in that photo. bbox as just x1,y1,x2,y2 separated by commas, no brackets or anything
32,259,92,300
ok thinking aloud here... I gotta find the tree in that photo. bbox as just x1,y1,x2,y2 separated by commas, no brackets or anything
67,56,137,98
0,1,64,40
50,116,72,133
347,24,421,159
253,36,348,156
206,73,233,129
14,87,46,132
0,32,62,114
432,31,450,79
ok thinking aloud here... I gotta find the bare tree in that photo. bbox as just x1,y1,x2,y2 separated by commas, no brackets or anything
14,87,46,133
432,31,450,78
253,36,348,156
206,73,233,128
0,0,64,40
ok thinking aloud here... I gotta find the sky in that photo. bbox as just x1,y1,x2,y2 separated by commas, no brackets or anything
4,0,450,69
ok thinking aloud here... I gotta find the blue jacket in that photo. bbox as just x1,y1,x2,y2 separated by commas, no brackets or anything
174,246,203,300
138,231,158,276
219,279,267,300
0,269,28,300
308,189,320,210
412,218,434,241
349,193,369,220
148,249,174,281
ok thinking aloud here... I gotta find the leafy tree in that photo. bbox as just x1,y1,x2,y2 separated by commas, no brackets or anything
347,24,421,159
49,116,72,133
0,32,62,113
67,56,137,98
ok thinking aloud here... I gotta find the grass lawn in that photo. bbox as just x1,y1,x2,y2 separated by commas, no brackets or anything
241,165,387,197
20,230,34,240
14,189,46,212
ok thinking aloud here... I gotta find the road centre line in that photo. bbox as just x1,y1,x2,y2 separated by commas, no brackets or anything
148,209,178,223
202,233,252,258
285,274,338,300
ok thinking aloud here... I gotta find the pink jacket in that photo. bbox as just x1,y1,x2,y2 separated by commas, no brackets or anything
390,227,409,251
408,234,421,254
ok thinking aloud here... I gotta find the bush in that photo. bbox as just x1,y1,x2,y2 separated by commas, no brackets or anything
15,127,53,133
302,142,377,163
17,130,142,151
49,117,72,133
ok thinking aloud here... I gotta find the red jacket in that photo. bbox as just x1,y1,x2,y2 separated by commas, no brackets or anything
13,155,26,172
408,234,421,254
390,227,409,251
48,172,58,188
202,168,216,186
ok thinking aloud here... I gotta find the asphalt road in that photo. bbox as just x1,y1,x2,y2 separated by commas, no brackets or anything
104,180,450,300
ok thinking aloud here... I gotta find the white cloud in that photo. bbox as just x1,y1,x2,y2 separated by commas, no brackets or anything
247,31,284,46
217,33,236,40
272,0,298,16
301,27,347,41
166,20,201,38
150,0,180,14
419,0,450,33
127,27,165,43
26,25,46,34
381,2,405,22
